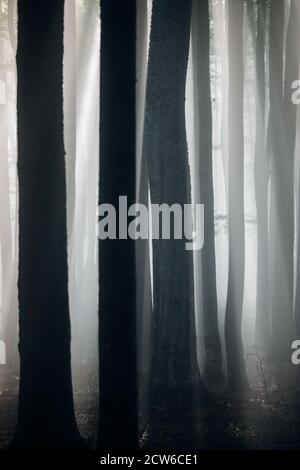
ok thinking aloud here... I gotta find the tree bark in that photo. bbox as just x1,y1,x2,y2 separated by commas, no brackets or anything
136,0,152,421
269,0,296,361
144,0,209,411
191,0,224,390
98,0,138,450
286,1,300,339
14,0,82,448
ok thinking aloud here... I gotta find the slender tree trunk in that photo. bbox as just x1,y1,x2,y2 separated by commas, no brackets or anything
224,0,249,395
71,1,99,363
7,0,17,55
136,0,148,181
191,0,224,390
98,0,137,450
286,1,300,339
254,0,270,352
2,37,19,369
5,186,19,371
14,0,82,448
269,0,295,361
220,0,229,188
69,1,99,366
64,0,78,368
64,0,77,245
144,0,209,411
0,70,15,366
136,0,152,420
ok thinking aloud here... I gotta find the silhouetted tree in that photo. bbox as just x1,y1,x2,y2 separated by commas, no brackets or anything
192,0,224,390
136,0,152,421
269,0,296,360
144,0,209,410
285,1,300,340
14,0,82,448
224,0,249,395
98,0,137,450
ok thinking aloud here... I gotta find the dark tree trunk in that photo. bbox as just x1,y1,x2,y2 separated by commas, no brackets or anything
136,0,152,421
14,0,82,448
98,0,137,450
191,0,224,391
269,0,296,361
144,0,209,411
254,0,270,352
224,0,249,395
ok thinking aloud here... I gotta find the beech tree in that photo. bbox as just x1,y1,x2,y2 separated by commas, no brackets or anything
136,0,152,419
254,0,269,351
14,0,82,448
192,0,224,390
224,0,249,395
269,0,297,361
144,0,209,410
98,0,137,450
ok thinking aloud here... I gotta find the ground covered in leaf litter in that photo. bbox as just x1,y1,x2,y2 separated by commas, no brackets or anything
1,352,300,450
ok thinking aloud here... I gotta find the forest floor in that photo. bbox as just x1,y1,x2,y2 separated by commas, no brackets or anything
1,350,300,450
144,348,300,450
0,365,99,449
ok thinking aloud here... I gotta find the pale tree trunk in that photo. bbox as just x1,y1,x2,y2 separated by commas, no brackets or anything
0,30,18,368
254,0,270,352
64,0,77,245
7,0,17,55
224,0,249,395
0,70,15,366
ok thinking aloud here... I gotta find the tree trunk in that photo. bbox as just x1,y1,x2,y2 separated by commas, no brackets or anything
7,0,17,55
286,1,300,339
224,0,249,395
98,0,137,450
254,0,270,352
136,0,152,421
269,0,295,361
64,0,77,245
14,0,82,448
191,0,224,391
144,0,209,411
0,69,16,367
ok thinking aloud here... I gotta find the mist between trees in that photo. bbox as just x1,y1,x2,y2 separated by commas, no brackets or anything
1,0,300,451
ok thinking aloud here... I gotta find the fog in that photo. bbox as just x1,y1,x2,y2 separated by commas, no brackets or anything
0,0,294,392
1,0,300,450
